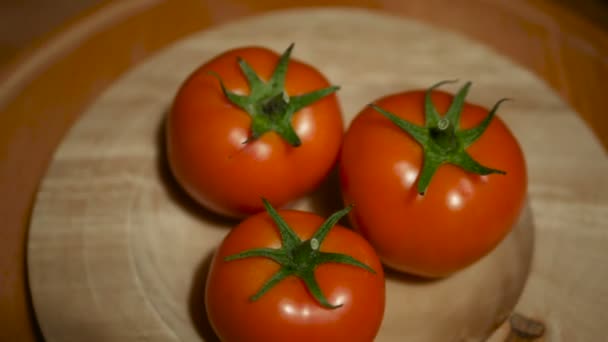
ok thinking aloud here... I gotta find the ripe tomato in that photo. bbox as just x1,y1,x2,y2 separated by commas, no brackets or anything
205,200,385,341
339,81,527,277
167,44,343,218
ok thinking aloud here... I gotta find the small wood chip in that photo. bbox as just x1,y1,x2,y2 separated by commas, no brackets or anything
510,312,546,339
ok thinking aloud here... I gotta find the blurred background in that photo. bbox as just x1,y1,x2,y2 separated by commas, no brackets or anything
0,1,107,78
0,0,607,78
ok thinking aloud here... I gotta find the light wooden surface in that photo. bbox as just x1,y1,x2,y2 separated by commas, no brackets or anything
27,8,608,341
2,1,608,341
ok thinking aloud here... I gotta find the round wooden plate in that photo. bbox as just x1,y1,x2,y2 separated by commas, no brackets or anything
28,8,608,341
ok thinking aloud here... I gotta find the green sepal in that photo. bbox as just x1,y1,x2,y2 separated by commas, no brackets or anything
210,43,339,147
424,79,457,126
300,269,340,309
371,81,508,195
224,199,375,309
457,98,511,147
316,252,376,274
250,268,292,302
262,198,300,250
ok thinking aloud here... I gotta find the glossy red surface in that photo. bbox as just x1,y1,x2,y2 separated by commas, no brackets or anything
204,210,385,341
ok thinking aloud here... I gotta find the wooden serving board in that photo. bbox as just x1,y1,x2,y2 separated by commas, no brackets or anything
28,8,608,341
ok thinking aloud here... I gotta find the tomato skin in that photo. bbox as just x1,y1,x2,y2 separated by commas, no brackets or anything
205,210,385,342
339,90,527,277
167,47,343,218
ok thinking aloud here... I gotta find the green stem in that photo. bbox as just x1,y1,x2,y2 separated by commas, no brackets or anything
210,43,340,147
371,81,508,195
224,199,375,309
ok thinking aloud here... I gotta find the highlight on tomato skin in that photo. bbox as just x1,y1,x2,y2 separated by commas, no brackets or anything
204,200,386,342
166,44,344,218
339,81,528,277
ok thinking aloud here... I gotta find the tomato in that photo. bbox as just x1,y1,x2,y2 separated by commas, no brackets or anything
167,44,343,218
205,200,385,341
339,81,527,277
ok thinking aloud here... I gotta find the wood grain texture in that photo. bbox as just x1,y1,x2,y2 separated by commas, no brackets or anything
27,8,608,341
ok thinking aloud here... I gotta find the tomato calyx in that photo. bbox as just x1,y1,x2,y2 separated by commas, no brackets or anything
224,199,375,309
371,80,508,195
211,43,340,147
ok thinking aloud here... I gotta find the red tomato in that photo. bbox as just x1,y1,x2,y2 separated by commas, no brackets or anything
167,45,343,218
205,200,385,341
339,82,527,277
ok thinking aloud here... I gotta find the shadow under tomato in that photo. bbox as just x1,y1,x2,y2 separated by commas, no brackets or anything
304,167,437,284
189,250,221,342
305,166,352,226
156,109,237,229
383,266,442,285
